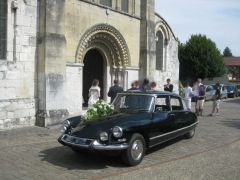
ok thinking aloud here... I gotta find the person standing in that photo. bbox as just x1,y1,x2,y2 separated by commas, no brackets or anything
140,78,151,91
164,78,173,92
210,82,221,116
88,79,101,107
193,78,204,115
196,83,205,116
128,80,140,90
107,80,123,103
183,81,193,111
150,81,157,90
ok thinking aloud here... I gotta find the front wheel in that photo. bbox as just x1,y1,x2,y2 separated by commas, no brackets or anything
122,133,146,166
185,128,195,139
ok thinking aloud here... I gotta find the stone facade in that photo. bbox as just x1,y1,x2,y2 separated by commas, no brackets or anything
0,0,179,129
0,0,37,129
153,13,179,93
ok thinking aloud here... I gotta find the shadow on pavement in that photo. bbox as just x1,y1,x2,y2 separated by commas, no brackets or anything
39,146,126,170
146,136,184,154
224,98,240,104
39,136,186,170
219,119,240,129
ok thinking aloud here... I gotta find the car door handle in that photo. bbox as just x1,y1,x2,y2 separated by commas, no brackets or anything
169,114,175,118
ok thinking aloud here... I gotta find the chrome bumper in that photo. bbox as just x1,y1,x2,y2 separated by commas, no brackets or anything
60,134,129,150
92,140,128,150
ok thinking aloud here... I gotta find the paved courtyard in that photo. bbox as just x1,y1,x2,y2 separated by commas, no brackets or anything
0,98,240,180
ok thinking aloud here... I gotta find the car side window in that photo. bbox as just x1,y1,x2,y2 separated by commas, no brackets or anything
170,97,183,111
155,96,170,112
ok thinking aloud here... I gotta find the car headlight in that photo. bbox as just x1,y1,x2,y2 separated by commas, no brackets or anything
61,120,71,133
100,132,108,141
112,126,123,138
63,120,70,128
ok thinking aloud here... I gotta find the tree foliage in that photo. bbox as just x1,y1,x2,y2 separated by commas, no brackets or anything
179,34,225,81
223,46,233,57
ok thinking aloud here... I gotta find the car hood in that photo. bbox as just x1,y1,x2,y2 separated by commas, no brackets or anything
70,112,151,139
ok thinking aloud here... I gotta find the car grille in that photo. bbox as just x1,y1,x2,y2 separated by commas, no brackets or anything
62,134,93,146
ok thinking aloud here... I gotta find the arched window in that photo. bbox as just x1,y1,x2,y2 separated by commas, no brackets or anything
121,0,129,13
0,0,7,59
100,0,112,8
156,31,164,70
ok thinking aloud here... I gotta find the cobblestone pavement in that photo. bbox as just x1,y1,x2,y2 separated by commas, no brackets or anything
0,98,240,180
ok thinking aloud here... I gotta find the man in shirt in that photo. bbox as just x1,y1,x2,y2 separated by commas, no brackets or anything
107,80,123,103
164,78,173,92
183,81,193,110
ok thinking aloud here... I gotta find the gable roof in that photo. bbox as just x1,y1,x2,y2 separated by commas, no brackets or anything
224,57,240,66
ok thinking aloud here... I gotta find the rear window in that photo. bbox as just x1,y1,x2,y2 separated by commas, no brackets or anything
170,97,184,111
155,96,170,112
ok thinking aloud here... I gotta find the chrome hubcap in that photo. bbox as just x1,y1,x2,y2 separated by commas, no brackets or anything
130,140,143,161
190,129,195,136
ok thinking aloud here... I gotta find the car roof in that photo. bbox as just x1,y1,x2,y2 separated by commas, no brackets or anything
120,90,181,97
224,84,236,87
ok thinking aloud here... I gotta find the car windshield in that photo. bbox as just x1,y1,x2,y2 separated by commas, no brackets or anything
113,94,154,113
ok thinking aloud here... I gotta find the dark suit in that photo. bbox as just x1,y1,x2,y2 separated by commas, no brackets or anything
108,85,123,103
164,84,173,92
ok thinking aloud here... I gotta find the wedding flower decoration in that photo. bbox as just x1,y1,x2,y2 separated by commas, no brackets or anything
84,100,114,122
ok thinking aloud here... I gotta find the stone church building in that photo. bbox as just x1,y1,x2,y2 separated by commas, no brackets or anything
0,0,179,129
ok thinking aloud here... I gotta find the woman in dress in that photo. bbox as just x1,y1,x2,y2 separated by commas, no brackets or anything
88,79,100,107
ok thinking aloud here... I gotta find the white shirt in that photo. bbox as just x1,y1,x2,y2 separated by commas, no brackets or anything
193,83,202,96
184,86,193,99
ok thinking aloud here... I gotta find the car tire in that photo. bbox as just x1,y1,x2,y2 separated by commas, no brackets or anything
185,128,195,139
122,133,146,166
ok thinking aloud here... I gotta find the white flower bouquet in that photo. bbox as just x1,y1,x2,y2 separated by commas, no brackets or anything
84,100,114,122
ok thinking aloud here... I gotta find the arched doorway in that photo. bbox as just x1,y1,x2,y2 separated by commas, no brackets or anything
83,49,104,106
75,24,131,108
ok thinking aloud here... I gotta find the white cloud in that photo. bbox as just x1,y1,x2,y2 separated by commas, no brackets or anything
155,0,240,56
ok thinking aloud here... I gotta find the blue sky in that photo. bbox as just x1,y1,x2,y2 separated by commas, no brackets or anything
155,0,240,56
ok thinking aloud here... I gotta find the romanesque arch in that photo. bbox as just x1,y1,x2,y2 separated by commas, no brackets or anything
155,21,170,42
155,21,170,71
75,24,131,68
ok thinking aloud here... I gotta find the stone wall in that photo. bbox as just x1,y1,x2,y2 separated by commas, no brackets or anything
64,0,141,67
153,14,180,94
0,0,37,130
66,63,83,114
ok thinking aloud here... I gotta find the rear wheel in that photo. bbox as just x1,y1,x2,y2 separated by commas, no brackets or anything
122,133,146,166
185,128,195,139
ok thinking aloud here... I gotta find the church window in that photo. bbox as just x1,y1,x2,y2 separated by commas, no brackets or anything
121,0,129,13
100,0,112,8
156,31,164,70
0,0,7,59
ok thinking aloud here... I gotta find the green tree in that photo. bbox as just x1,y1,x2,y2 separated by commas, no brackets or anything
179,34,225,81
223,46,233,57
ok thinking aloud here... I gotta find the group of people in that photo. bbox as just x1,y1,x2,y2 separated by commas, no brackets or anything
87,78,174,107
87,79,123,107
88,77,221,116
182,78,221,116
128,78,174,92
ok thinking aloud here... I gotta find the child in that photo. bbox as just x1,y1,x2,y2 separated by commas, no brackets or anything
210,82,221,116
